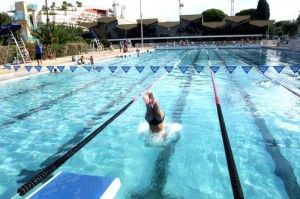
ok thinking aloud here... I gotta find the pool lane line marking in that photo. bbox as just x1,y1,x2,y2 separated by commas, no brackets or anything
227,50,300,97
216,50,300,198
16,71,168,197
206,50,244,199
253,67,300,97
128,50,198,198
34,72,155,170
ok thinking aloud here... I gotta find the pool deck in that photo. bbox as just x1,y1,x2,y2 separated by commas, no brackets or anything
0,48,153,84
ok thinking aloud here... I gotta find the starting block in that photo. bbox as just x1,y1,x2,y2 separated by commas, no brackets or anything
26,171,121,199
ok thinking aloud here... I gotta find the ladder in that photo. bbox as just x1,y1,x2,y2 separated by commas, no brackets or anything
89,38,102,52
5,32,33,66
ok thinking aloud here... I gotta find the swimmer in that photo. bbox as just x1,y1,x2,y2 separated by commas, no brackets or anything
144,92,165,133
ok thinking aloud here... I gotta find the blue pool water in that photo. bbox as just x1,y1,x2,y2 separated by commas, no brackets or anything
0,48,300,199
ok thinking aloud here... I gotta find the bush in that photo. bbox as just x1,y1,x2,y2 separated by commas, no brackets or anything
101,38,110,48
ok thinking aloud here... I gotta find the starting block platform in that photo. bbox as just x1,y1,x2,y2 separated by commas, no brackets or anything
26,172,121,199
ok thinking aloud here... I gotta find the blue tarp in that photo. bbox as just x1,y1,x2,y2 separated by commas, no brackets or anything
0,22,22,36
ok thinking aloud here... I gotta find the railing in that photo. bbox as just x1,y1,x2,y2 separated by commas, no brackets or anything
27,4,38,11
13,14,26,21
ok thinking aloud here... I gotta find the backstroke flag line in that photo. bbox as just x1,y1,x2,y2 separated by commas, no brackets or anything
3,65,300,74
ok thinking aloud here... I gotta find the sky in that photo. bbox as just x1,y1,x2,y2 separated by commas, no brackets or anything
0,0,299,22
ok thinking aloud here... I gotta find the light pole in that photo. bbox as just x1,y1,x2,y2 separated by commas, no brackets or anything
140,0,144,48
45,0,49,27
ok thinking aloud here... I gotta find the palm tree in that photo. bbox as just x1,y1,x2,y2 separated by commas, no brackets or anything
50,2,56,11
31,24,84,57
76,1,83,7
61,1,68,11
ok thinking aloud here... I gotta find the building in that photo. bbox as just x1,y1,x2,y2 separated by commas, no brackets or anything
79,17,135,39
7,1,38,42
81,13,273,42
37,6,114,26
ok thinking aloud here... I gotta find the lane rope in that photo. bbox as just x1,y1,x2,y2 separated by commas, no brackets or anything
254,68,300,97
227,49,300,97
16,71,168,196
206,50,244,199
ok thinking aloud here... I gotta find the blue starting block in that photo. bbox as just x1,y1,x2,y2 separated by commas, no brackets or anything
26,172,121,199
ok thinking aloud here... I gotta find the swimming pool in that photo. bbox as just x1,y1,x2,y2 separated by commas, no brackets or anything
0,48,299,198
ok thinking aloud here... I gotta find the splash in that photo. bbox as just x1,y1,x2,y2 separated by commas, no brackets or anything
138,121,182,147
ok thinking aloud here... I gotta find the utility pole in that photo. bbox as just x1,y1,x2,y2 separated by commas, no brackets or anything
179,0,184,16
45,0,49,27
230,0,234,16
140,0,143,48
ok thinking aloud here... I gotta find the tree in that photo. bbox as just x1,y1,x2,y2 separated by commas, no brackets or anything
50,2,56,10
235,9,257,19
202,9,227,22
282,21,298,36
31,24,84,46
0,12,12,26
31,24,84,57
61,1,68,11
76,1,82,7
256,0,270,20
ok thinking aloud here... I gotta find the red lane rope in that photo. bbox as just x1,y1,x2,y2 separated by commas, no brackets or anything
206,51,244,199
17,71,168,196
256,69,300,97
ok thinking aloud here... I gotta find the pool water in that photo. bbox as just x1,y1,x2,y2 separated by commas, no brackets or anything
0,49,300,199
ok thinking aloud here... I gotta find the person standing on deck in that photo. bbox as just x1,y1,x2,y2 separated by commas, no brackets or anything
35,41,42,66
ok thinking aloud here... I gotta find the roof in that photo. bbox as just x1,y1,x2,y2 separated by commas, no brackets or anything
77,22,98,28
157,21,180,28
116,24,138,30
136,18,159,25
117,18,136,25
249,20,274,27
223,15,250,23
97,17,117,23
202,22,226,29
180,14,203,21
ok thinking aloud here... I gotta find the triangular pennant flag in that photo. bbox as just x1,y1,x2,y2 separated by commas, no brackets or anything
136,66,145,73
35,66,42,72
258,66,268,73
70,66,77,72
14,65,21,71
95,66,103,72
4,64,11,70
179,66,189,73
210,66,220,73
122,66,130,73
290,65,300,73
25,65,32,72
83,65,92,71
164,66,173,73
273,66,284,73
47,66,54,72
150,66,159,73
57,66,65,72
109,66,117,73
242,66,252,74
226,66,236,74
194,66,204,73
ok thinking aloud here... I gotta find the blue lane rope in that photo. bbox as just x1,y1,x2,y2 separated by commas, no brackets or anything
226,50,300,97
206,50,244,199
16,72,168,196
